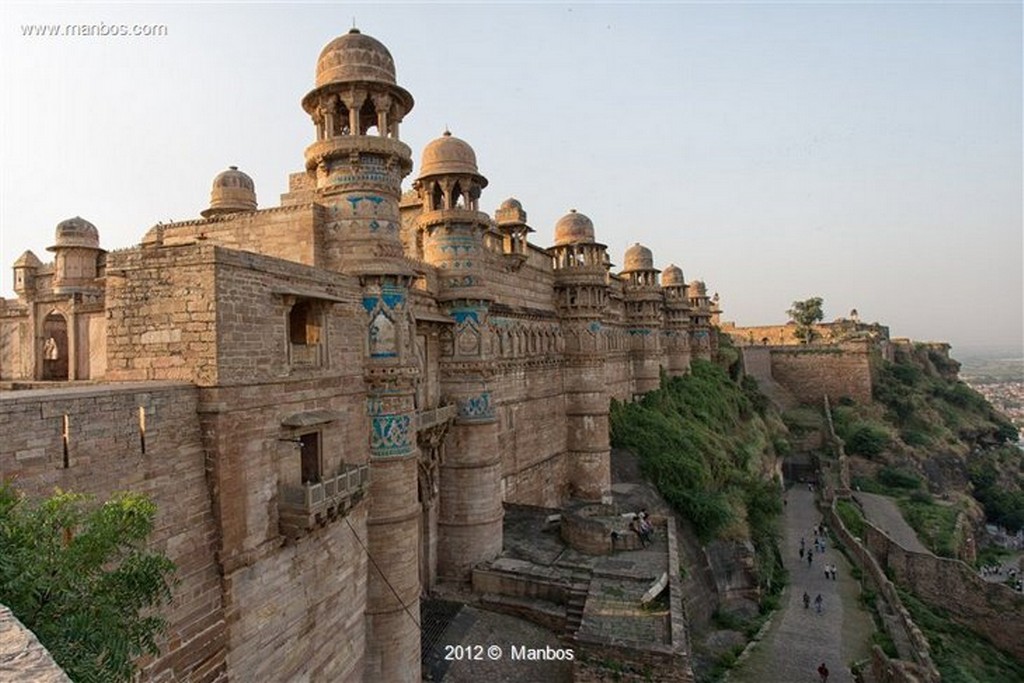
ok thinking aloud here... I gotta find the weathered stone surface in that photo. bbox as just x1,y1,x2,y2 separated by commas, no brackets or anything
0,605,72,683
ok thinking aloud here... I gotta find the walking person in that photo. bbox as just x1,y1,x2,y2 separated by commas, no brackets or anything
815,594,823,614
803,591,810,609
817,661,830,682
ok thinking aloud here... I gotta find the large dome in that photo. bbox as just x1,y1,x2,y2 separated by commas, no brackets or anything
202,166,257,218
553,209,595,246
50,216,99,250
622,243,654,272
316,28,397,88
661,264,685,286
418,131,483,179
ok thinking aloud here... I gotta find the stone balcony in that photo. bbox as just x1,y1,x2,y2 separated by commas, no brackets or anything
279,462,369,540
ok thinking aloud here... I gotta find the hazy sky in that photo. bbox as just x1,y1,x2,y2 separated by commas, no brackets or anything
1,2,1021,355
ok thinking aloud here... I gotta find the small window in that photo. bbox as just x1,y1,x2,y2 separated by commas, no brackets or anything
289,300,321,345
299,432,321,484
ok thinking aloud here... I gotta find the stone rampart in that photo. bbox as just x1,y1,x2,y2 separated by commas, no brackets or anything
863,523,1024,663
825,502,939,681
769,341,873,405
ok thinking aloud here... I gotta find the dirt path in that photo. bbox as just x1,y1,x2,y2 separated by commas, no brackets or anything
728,487,874,683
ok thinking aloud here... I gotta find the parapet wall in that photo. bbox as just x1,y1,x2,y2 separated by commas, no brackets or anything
863,523,1024,663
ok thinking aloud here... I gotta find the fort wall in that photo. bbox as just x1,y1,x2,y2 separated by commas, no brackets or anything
863,523,1024,663
0,384,227,682
769,341,873,404
143,205,320,267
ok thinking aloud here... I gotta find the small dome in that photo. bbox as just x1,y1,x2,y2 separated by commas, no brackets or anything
50,216,99,250
661,264,684,286
495,197,527,226
315,28,397,88
689,280,707,297
622,243,654,272
418,131,483,179
553,209,595,246
202,166,257,218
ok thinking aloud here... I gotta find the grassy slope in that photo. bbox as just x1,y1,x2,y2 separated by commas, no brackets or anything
609,360,787,590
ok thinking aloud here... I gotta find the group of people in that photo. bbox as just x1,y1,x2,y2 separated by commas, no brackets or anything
798,520,838,616
630,510,654,547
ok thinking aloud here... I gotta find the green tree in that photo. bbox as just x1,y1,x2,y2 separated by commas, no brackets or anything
0,484,176,683
787,297,824,343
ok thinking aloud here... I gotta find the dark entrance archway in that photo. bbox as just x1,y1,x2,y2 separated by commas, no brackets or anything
41,312,69,380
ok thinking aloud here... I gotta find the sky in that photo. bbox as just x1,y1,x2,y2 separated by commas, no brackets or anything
1,1,1021,356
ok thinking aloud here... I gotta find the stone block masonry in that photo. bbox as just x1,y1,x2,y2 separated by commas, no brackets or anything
0,383,227,682
769,341,874,405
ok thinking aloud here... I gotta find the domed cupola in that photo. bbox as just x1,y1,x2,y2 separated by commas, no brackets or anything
415,131,488,212
201,166,257,218
620,243,659,288
301,27,414,153
47,217,104,294
494,197,534,264
621,243,655,273
661,264,685,287
50,216,100,250
553,209,595,247
315,28,398,87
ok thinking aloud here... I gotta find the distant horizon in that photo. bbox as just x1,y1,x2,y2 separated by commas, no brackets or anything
2,3,1020,352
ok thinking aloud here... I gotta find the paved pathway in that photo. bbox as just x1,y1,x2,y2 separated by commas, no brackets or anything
729,487,874,683
854,492,930,554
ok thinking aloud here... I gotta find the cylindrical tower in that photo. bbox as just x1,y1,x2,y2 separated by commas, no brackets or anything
303,28,420,682
549,210,611,502
620,243,663,396
494,197,534,270
414,132,503,581
301,27,415,277
689,279,714,361
660,264,692,376
47,217,104,296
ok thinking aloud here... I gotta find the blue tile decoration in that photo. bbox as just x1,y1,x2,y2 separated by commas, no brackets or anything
450,308,479,324
457,392,493,421
370,413,412,457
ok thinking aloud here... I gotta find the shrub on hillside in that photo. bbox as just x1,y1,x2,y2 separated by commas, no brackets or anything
877,466,923,490
845,424,890,458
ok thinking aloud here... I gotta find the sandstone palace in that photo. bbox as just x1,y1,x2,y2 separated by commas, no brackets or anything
0,29,721,681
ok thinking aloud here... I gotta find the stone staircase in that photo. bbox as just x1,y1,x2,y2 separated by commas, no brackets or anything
564,574,590,637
